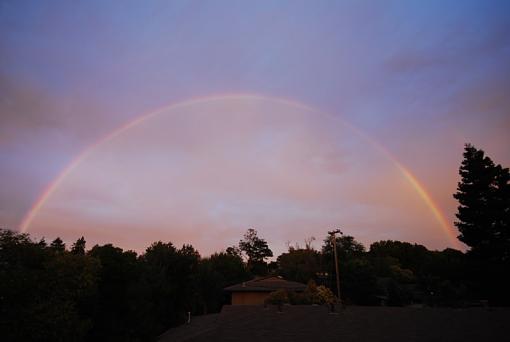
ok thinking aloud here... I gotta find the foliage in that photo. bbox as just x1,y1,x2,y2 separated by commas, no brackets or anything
340,257,380,305
0,230,248,341
0,229,99,341
197,251,250,313
274,280,336,305
277,247,320,283
316,285,336,304
86,243,144,340
453,144,510,305
320,235,380,305
71,237,86,255
238,228,273,275
50,237,66,253
454,144,510,262
385,279,412,306
369,240,428,274
322,235,365,260
265,289,289,305
300,280,336,304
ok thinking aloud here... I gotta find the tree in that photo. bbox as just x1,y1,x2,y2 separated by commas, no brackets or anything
454,144,510,305
141,242,202,332
0,229,98,341
71,237,86,255
320,235,378,304
86,244,140,339
50,237,66,253
277,247,320,284
369,240,428,274
208,251,249,285
454,144,510,262
321,235,365,260
225,246,242,257
197,252,249,313
238,228,273,275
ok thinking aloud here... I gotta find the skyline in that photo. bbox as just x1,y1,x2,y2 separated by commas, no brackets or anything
1,1,510,254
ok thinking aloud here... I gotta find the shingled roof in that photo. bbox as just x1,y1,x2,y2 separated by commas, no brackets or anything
159,305,510,342
224,276,307,292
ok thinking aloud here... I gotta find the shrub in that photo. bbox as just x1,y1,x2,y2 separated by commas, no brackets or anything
265,289,289,305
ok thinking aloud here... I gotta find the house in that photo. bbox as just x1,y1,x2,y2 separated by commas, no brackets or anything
224,276,307,305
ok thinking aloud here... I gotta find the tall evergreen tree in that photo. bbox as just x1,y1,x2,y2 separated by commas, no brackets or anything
50,237,66,253
71,237,86,255
454,144,510,262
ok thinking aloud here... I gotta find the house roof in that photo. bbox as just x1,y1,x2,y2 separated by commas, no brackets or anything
224,276,307,292
159,305,510,342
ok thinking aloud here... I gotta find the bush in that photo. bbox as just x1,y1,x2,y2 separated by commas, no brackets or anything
316,286,336,304
284,280,336,305
265,289,289,305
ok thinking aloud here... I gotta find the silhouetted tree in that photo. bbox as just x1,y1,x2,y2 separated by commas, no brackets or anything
0,229,98,341
239,228,273,275
454,144,510,262
321,235,379,304
50,237,66,253
322,235,365,260
71,237,86,255
208,251,249,285
369,240,428,275
197,251,249,313
141,242,202,332
454,144,510,305
225,245,242,257
87,244,141,340
277,247,321,284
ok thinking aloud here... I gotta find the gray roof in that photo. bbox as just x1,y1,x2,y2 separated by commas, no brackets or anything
224,276,307,292
159,305,510,342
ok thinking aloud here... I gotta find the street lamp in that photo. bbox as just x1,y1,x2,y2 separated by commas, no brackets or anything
328,229,343,306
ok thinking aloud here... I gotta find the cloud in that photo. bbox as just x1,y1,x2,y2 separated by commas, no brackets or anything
384,10,510,73
0,72,122,230
0,74,58,142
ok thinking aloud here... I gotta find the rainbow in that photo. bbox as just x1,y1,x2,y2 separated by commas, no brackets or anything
19,94,462,249
342,124,462,249
396,164,460,246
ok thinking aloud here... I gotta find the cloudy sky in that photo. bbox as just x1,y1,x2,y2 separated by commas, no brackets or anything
1,0,509,255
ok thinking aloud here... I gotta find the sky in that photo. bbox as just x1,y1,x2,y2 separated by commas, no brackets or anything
1,0,509,256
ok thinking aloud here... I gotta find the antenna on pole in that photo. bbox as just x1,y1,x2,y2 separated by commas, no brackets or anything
328,229,343,307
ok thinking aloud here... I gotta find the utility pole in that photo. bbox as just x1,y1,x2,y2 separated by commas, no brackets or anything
328,229,343,305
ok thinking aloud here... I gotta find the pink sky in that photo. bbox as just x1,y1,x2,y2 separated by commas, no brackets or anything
2,2,509,256
24,96,466,255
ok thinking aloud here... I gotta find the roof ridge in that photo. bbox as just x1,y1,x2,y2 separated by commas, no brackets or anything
251,275,283,282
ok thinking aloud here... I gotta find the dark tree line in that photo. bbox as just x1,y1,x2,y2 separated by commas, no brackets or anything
1,143,508,340
277,144,509,307
277,236,471,307
0,232,251,341
0,227,274,341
